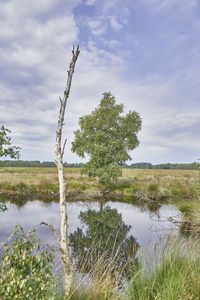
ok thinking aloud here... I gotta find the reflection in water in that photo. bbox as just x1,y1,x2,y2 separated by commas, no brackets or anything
3,196,57,208
133,200,162,215
69,206,140,277
0,199,180,257
0,200,7,212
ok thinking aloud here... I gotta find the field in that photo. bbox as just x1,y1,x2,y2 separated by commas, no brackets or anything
0,167,198,206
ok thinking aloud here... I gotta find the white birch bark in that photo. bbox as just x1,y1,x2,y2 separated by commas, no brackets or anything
55,46,80,295
42,46,79,296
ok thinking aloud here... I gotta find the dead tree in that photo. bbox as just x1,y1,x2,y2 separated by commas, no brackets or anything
41,46,80,296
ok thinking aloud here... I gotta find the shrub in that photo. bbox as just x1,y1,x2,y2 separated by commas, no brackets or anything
0,225,56,300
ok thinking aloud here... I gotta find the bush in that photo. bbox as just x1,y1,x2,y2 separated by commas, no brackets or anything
0,225,56,300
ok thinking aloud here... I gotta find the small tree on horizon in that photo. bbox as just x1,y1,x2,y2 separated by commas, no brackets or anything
0,125,20,212
72,92,142,186
0,125,20,160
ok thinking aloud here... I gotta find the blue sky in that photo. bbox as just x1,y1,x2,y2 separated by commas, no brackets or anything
0,0,200,164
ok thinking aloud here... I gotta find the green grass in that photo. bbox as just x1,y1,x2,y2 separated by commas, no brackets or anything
128,237,200,300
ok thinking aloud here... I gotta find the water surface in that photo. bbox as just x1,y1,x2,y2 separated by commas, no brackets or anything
0,199,180,251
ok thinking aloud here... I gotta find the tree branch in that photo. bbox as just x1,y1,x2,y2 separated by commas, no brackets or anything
40,221,61,243
56,46,80,160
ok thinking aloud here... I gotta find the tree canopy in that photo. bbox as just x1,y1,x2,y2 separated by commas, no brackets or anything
0,125,20,159
72,92,142,186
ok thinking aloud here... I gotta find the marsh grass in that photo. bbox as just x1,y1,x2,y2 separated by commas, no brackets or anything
57,242,131,300
0,168,98,195
54,236,200,300
0,167,199,208
128,236,200,300
178,201,200,237
0,167,198,198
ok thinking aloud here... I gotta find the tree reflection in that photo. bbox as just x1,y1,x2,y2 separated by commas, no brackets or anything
69,206,140,278
0,200,7,212
1,196,57,209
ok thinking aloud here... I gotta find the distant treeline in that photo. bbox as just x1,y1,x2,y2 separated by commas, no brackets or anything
0,160,83,168
123,162,199,170
0,160,199,170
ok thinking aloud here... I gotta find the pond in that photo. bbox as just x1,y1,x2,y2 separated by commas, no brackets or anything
0,199,180,257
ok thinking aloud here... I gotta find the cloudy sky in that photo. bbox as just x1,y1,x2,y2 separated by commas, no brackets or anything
0,0,200,164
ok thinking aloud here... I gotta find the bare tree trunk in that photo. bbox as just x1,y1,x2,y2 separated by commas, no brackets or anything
42,46,79,297
56,46,79,295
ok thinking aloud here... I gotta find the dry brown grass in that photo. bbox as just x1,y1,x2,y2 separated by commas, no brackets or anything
0,167,98,194
122,168,198,183
0,167,197,185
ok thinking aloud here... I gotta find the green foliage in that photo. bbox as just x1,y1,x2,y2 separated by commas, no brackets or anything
0,125,20,159
72,92,142,186
0,225,56,300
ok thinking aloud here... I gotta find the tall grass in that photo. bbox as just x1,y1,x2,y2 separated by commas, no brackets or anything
55,235,200,300
128,236,200,300
57,242,129,300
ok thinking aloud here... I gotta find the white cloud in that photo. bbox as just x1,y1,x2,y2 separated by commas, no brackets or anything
85,0,96,6
108,16,123,31
142,0,198,15
88,20,106,35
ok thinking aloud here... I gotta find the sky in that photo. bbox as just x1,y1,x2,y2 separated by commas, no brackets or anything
0,0,200,164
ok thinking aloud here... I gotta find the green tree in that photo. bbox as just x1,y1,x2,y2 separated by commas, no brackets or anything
0,225,56,300
0,125,20,159
0,125,20,212
72,92,142,186
69,206,140,278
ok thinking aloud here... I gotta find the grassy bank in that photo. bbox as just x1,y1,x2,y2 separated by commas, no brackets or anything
0,167,198,200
